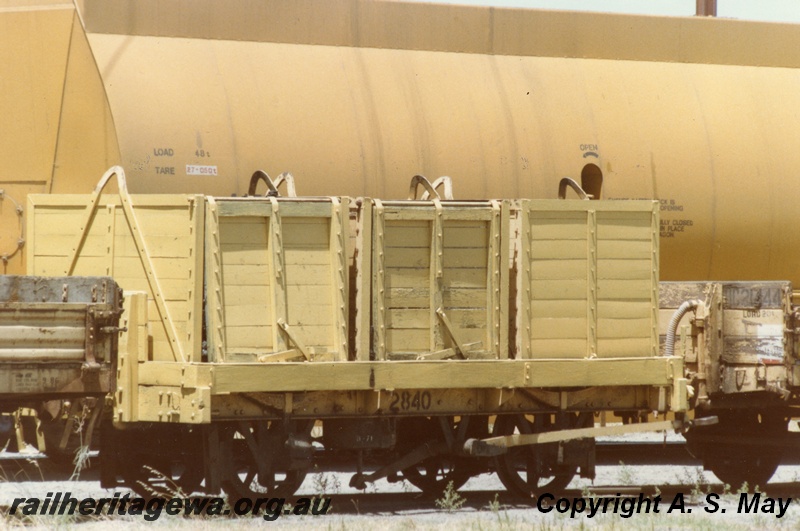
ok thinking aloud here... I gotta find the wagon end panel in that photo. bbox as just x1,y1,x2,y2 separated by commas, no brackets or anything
206,198,349,363
27,193,204,362
519,199,659,360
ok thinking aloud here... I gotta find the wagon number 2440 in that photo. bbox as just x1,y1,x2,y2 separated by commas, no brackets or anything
389,390,432,412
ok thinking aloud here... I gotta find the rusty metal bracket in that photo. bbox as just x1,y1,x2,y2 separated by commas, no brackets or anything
558,177,591,200
248,170,297,197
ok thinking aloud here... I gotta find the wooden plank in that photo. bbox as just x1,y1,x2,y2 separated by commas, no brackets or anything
443,224,489,248
527,199,657,213
223,304,272,327
130,207,193,237
597,280,653,300
386,308,429,329
285,265,333,288
218,219,269,245
383,222,431,248
384,247,430,268
443,308,488,329
597,218,652,240
597,318,653,339
116,280,192,302
455,327,489,346
287,284,336,301
384,267,429,288
529,300,587,319
278,202,334,218
284,247,332,266
443,269,488,289
598,300,653,319
530,279,588,300
204,197,226,361
386,287,430,308
287,303,334,326
528,218,587,240
220,246,270,266
530,259,586,280
442,249,488,269
282,218,331,247
220,284,270,306
225,325,274,348
354,199,372,361
220,263,271,286
443,288,491,307
597,259,652,280
531,317,588,339
139,356,679,393
269,199,288,352
0,325,85,348
386,328,431,352
112,257,193,280
33,256,104,276
217,200,272,217
288,324,335,346
148,300,190,323
597,240,652,260
33,234,107,257
528,339,587,359
217,200,333,219
372,201,387,360
115,234,192,259
530,240,587,260
596,338,654,358
383,209,435,221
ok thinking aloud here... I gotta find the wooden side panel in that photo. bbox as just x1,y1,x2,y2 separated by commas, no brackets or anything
207,198,349,362
372,201,505,360
596,211,657,357
442,221,490,352
520,200,658,360
28,194,203,362
526,210,588,359
218,216,273,354
383,219,432,355
283,217,335,348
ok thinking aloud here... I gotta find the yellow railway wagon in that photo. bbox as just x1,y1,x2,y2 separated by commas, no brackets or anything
25,168,681,497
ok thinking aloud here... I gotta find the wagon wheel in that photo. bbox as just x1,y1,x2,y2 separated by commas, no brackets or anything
492,412,590,498
221,420,314,499
398,417,486,496
687,410,786,490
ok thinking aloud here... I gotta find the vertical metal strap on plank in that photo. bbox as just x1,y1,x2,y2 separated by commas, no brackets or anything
372,199,386,360
650,204,660,357
431,199,444,353
187,196,205,362
354,199,372,361
519,201,531,359
206,197,225,361
330,198,348,361
586,208,598,358
489,200,502,359
106,204,116,277
499,200,510,359
269,197,288,352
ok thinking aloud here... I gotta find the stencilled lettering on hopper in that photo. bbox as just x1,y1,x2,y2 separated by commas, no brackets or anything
186,164,219,176
580,143,599,158
723,285,784,309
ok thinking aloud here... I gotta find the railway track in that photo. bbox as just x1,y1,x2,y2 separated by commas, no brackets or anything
9,440,800,484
